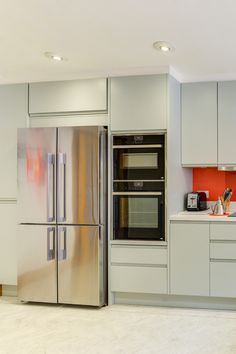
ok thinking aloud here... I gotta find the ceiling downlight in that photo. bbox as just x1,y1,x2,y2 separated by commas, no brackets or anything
44,52,67,61
153,41,175,53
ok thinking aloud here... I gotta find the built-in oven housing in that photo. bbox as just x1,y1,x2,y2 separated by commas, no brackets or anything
112,134,165,241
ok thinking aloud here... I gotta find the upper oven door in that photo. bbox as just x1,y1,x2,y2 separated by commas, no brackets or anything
113,146,164,180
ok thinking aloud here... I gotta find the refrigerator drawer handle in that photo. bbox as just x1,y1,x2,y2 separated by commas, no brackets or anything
58,227,67,261
47,153,55,222
47,227,55,261
58,153,66,222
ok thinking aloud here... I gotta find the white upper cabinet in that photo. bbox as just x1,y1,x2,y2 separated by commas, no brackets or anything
0,84,28,198
182,82,217,166
110,74,167,131
29,78,107,115
218,81,236,165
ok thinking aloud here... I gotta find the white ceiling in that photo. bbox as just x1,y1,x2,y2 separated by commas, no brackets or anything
1,0,236,84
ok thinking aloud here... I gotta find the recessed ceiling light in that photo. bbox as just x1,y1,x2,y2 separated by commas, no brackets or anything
153,41,175,52
44,52,67,61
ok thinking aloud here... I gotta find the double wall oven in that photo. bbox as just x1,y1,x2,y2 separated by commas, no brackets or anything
112,134,165,241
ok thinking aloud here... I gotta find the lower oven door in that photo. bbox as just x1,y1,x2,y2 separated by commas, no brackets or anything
113,192,165,241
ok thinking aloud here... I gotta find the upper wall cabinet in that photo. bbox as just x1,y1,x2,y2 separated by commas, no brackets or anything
0,84,28,198
218,81,236,166
29,78,107,115
110,74,167,131
182,82,217,166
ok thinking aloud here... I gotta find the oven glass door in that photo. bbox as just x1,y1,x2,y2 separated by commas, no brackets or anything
113,147,164,180
113,193,165,240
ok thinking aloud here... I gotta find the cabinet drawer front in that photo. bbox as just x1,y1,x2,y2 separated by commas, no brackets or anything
210,262,236,297
111,246,167,265
29,79,107,114
210,243,236,260
111,265,167,294
210,223,236,240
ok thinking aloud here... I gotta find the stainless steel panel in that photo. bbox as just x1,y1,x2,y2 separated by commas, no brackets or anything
57,127,106,225
58,225,105,306
18,224,57,303
17,128,57,224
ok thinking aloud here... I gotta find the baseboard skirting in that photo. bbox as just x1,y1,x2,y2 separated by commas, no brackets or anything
1,285,17,297
114,292,236,310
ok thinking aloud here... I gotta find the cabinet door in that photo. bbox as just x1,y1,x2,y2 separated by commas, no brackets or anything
29,78,107,115
218,81,236,165
182,82,217,166
0,203,17,285
170,222,209,296
210,262,236,298
0,84,28,197
110,74,167,131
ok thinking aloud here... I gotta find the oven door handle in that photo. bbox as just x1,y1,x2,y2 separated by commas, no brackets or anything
112,192,162,195
113,144,163,149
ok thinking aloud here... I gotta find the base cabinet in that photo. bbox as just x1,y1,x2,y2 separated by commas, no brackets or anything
210,262,236,298
170,222,209,296
111,265,167,294
110,245,168,295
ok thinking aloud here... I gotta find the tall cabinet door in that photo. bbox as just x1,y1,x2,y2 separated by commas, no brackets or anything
57,127,103,225
182,82,217,166
18,225,57,303
218,81,236,165
17,128,57,224
110,75,167,131
58,226,103,306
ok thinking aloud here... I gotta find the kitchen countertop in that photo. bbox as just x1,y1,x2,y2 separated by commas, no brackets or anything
170,209,236,222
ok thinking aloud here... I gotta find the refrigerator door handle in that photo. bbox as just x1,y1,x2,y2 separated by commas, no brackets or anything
58,152,66,222
47,227,55,261
58,227,67,261
47,153,55,222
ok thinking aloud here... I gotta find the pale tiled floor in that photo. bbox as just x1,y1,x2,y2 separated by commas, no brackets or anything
1,297,236,354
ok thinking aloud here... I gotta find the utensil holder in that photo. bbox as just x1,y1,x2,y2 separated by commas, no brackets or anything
220,197,231,214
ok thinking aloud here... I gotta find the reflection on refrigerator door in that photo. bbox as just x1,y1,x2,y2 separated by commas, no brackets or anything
17,128,57,224
57,127,100,225
18,224,57,303
57,225,105,306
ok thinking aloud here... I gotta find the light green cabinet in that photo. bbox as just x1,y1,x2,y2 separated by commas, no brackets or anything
110,245,168,294
218,81,236,166
29,78,107,115
0,84,28,286
0,84,28,197
210,222,236,298
170,222,210,296
110,74,167,131
181,82,217,166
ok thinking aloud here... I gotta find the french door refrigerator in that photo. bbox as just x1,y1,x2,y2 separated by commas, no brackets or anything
17,126,107,306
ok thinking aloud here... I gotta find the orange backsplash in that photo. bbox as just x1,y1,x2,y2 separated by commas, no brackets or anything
193,168,236,201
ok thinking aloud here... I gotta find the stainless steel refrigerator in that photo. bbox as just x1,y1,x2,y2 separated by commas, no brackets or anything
17,126,107,306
